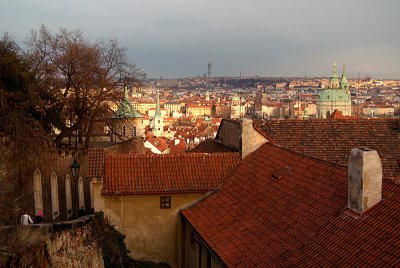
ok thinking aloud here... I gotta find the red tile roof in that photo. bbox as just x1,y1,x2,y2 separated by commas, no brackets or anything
103,153,240,195
181,143,400,267
188,138,239,153
87,148,105,178
254,119,400,179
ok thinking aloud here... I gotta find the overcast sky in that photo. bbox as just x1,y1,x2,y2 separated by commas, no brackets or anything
1,0,399,79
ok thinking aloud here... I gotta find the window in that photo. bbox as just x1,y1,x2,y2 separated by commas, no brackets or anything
122,126,126,137
158,120,160,123
160,196,171,209
132,126,137,137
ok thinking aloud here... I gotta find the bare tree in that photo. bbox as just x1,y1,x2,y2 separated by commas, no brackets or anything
26,25,141,150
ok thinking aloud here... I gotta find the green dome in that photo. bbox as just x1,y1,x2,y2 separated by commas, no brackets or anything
114,88,143,119
317,89,351,102
232,96,240,101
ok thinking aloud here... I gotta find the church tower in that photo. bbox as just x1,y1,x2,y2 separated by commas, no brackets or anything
340,64,350,94
152,89,164,137
329,62,340,89
112,87,143,141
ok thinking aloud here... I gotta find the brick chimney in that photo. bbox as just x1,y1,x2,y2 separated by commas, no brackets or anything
348,148,382,214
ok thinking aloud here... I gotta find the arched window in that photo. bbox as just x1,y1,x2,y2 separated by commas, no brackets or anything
78,177,85,210
33,169,43,215
50,172,60,219
65,175,73,219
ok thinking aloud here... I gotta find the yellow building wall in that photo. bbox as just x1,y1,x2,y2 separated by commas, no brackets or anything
93,181,204,267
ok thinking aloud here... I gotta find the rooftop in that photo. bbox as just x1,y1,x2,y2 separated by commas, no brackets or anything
181,142,400,267
103,153,240,195
254,118,400,179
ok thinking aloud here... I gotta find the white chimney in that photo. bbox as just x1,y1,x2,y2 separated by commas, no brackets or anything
348,148,382,214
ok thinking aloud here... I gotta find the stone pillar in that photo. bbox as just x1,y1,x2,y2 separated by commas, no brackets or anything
348,148,382,214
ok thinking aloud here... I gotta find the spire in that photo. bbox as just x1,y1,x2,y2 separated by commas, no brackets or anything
124,86,129,101
332,62,338,77
340,64,350,91
155,89,161,117
330,61,339,88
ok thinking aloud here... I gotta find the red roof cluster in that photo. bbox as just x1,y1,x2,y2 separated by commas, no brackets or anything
255,119,400,179
103,153,240,195
181,142,400,267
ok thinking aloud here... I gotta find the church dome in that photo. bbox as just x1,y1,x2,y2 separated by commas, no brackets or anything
115,88,143,119
317,88,351,103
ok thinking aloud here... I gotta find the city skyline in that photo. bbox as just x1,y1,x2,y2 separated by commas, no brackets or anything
1,0,399,79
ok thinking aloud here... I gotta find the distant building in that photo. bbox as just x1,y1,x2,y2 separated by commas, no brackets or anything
230,95,245,119
363,104,395,117
316,63,351,118
164,101,182,115
186,104,212,117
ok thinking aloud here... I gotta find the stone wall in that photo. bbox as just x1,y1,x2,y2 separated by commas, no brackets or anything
46,225,104,267
2,222,104,267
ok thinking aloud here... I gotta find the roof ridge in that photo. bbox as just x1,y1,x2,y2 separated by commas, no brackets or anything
244,142,348,170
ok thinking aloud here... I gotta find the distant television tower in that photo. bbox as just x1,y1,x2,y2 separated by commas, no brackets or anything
208,52,212,78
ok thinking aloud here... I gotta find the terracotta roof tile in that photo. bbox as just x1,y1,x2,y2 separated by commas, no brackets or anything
87,148,105,178
255,119,400,179
181,143,400,267
103,152,240,195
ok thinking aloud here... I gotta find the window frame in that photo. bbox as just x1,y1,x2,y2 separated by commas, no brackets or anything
160,196,171,209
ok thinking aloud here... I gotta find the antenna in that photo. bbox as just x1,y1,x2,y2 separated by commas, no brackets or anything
208,52,212,78
357,71,360,116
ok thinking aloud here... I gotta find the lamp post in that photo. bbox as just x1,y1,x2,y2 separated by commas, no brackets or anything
70,159,80,218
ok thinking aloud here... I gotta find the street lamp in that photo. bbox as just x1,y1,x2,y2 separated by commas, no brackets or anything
70,159,80,218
